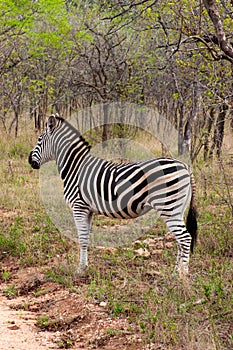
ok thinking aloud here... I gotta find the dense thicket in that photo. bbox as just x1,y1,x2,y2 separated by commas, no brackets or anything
1,0,233,160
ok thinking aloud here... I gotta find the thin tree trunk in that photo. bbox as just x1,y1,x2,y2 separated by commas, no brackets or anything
102,103,110,148
216,103,227,158
204,107,214,161
184,81,199,158
209,104,227,159
178,102,184,156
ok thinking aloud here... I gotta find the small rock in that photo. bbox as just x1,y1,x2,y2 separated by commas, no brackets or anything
7,324,20,330
132,240,141,246
142,238,155,246
165,242,174,249
165,232,175,241
134,248,150,258
152,249,163,255
146,270,161,276
99,301,107,307
149,261,158,268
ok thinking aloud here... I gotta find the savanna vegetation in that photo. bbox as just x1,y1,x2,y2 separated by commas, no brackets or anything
0,1,233,349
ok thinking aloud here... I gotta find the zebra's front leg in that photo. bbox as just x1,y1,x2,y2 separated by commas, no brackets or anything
73,205,93,274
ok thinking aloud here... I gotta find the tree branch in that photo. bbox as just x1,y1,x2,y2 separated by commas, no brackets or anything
102,0,158,21
203,0,233,62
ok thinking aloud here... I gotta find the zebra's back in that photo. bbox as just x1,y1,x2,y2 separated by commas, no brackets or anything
77,156,191,219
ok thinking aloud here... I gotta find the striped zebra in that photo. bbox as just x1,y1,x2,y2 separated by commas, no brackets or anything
29,114,197,275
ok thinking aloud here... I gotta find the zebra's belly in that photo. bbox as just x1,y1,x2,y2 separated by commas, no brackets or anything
88,197,152,220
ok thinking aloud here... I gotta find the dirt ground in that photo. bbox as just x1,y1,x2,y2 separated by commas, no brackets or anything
0,295,56,350
0,258,146,350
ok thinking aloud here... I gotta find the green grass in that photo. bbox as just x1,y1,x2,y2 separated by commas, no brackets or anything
0,123,232,349
3,284,18,298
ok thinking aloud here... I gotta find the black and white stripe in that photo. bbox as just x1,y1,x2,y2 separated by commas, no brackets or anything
29,114,198,275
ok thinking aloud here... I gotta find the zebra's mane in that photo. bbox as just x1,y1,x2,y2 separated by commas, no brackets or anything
56,116,91,151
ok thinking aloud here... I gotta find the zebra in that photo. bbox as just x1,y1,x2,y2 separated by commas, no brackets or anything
29,114,198,276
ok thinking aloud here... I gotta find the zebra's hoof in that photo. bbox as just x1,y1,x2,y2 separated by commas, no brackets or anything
77,264,88,276
173,264,189,277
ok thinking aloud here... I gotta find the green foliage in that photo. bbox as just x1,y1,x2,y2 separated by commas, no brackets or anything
3,284,18,298
0,217,26,258
1,0,72,51
56,332,76,349
46,265,74,287
8,142,30,159
1,270,11,282
37,315,50,330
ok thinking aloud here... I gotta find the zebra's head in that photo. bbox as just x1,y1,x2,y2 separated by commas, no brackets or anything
29,114,60,169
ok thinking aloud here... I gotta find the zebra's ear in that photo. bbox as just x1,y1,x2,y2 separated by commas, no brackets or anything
47,115,57,133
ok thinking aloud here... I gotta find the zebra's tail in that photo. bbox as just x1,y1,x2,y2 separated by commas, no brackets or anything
186,172,198,253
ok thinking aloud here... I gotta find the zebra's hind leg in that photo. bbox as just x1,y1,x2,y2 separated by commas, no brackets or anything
73,205,93,275
163,216,192,276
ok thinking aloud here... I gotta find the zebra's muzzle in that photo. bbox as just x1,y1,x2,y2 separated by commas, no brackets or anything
28,152,40,169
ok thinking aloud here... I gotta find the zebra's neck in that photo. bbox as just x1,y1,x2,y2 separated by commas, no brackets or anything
52,121,90,181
